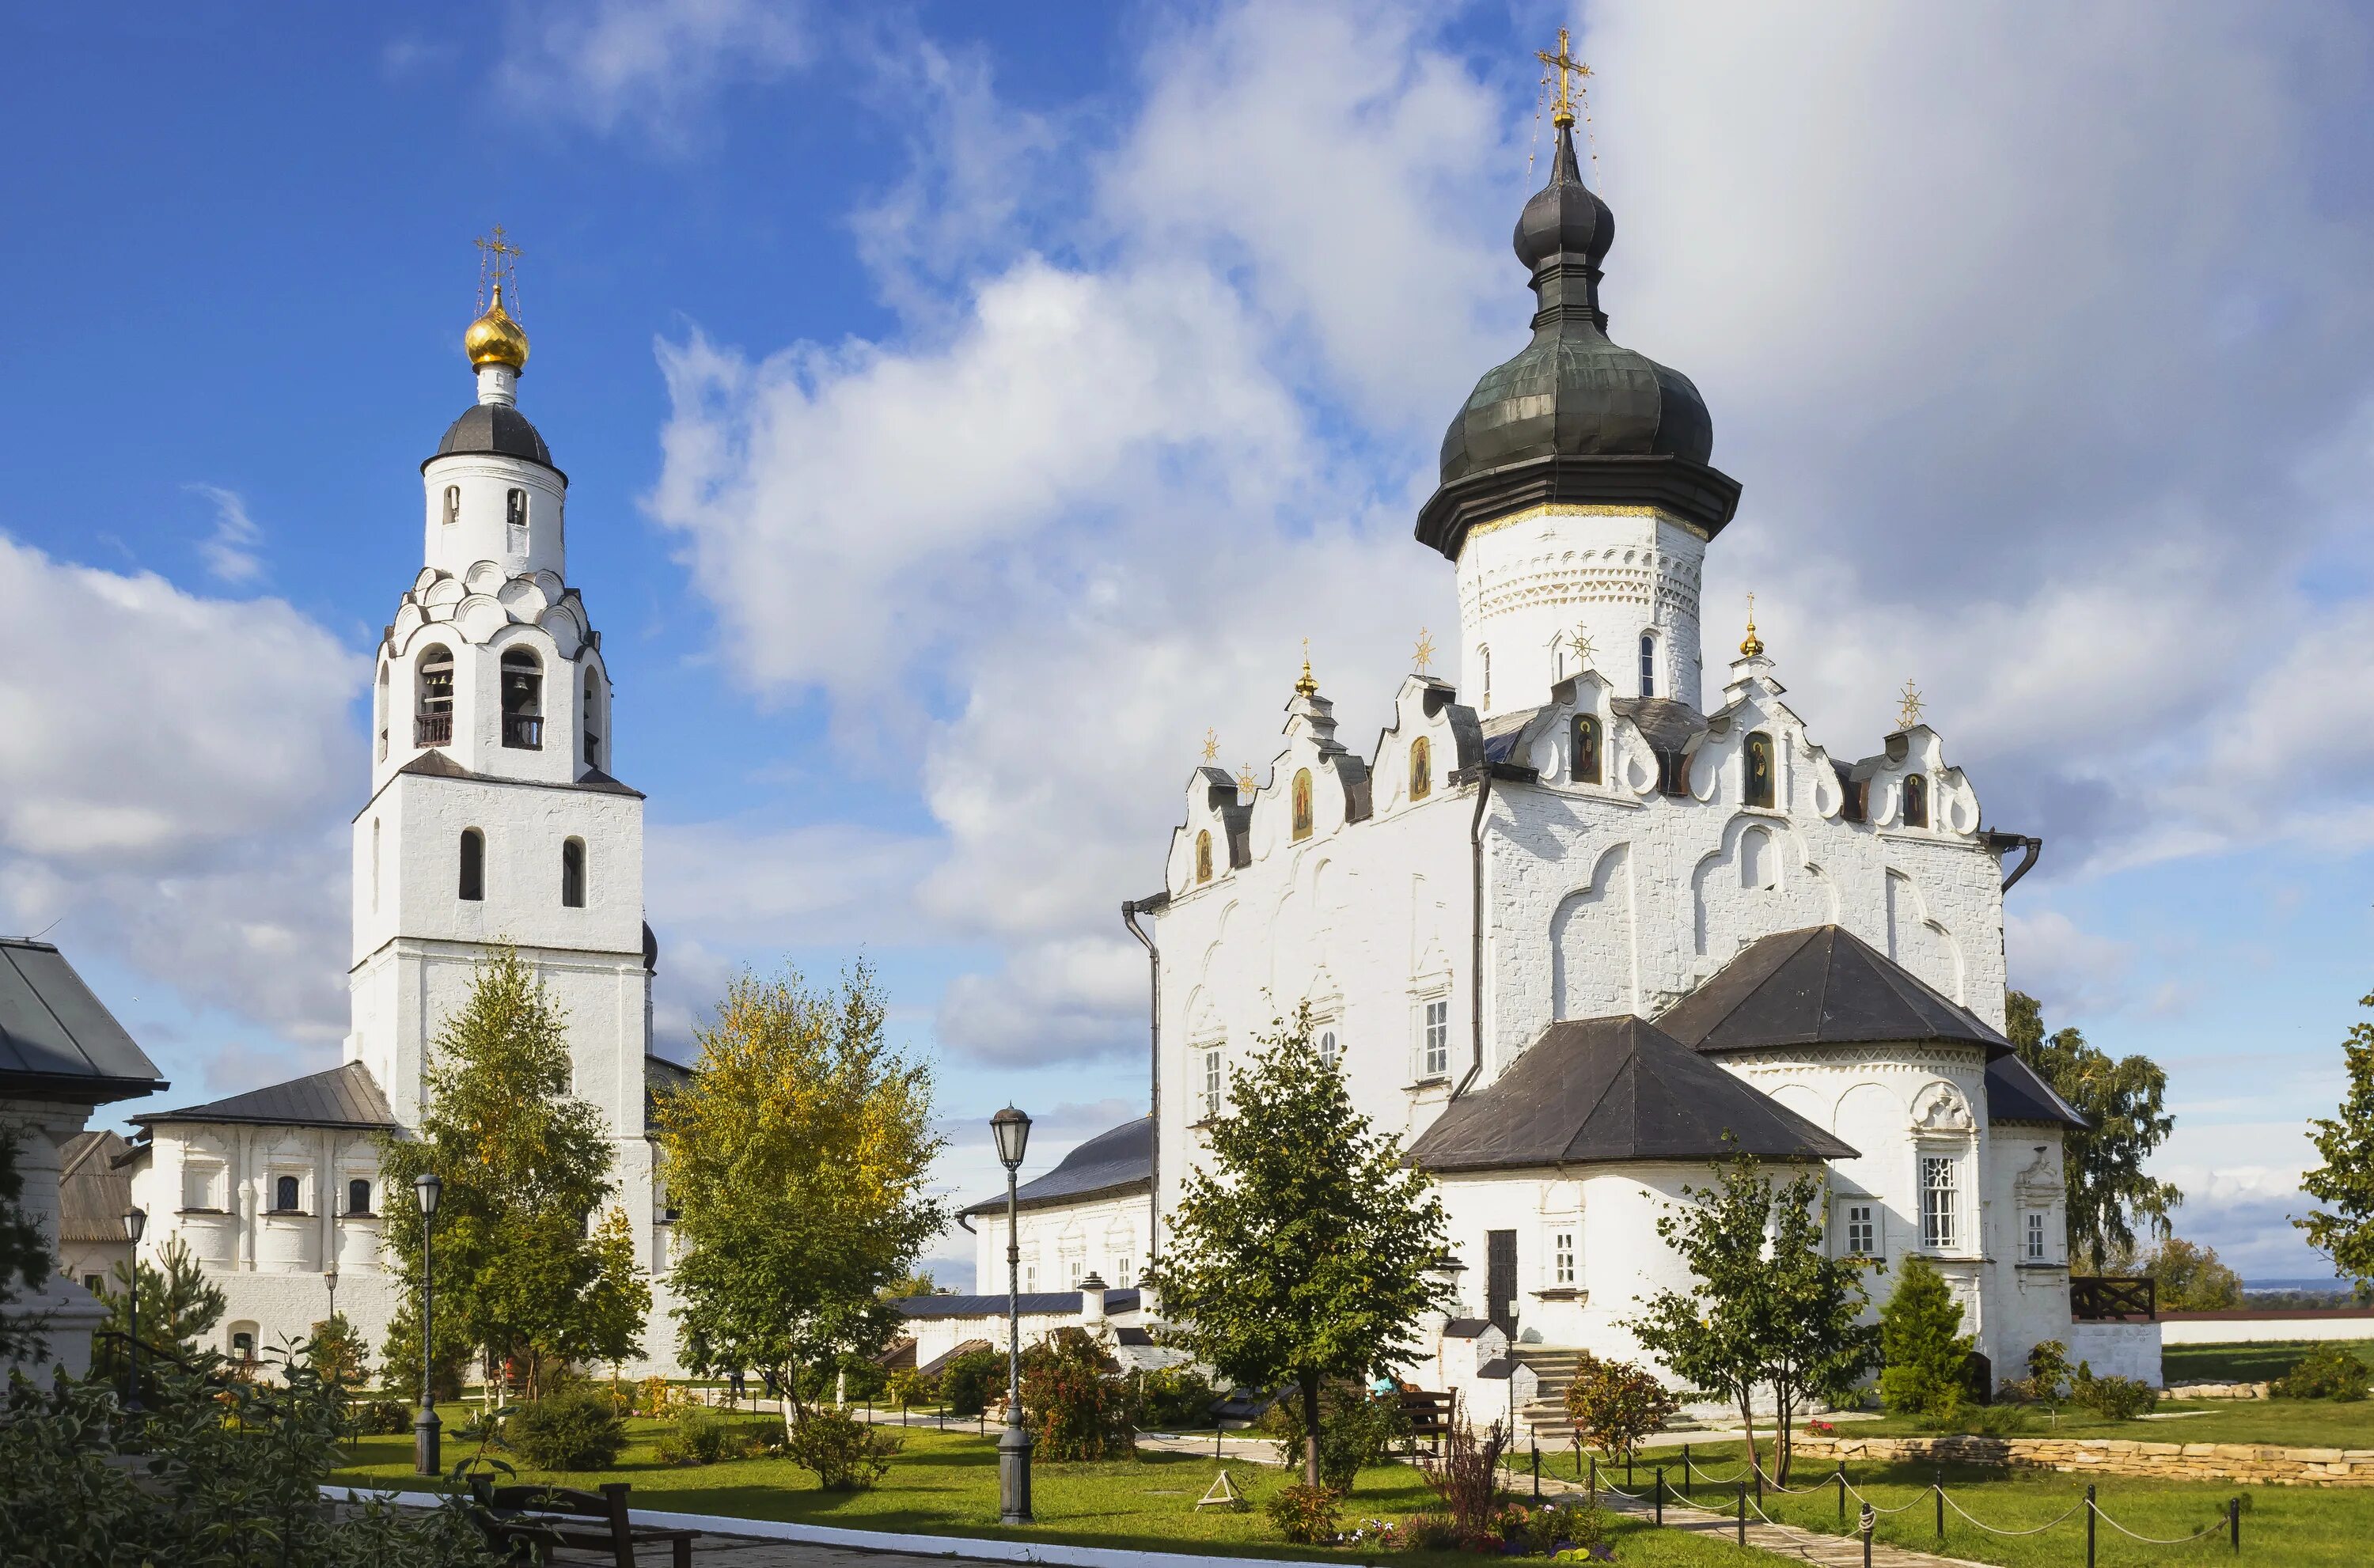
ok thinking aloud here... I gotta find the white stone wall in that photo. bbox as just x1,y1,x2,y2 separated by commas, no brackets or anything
969,1191,1150,1296
2160,1315,2374,1346
1,1097,113,1379
2068,1320,2164,1387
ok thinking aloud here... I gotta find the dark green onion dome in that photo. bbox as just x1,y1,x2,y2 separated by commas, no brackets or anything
1415,122,1739,559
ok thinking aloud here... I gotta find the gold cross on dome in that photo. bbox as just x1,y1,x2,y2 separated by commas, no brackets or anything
1236,762,1257,796
475,223,524,312
1536,28,1591,128
1200,727,1219,763
1413,627,1436,675
1897,678,1925,731
1571,625,1595,668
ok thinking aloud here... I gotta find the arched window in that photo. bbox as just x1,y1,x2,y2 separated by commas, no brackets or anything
274,1175,300,1213
1901,773,1928,828
347,1178,372,1215
459,828,485,902
1291,768,1314,841
1195,829,1213,884
582,668,601,767
505,487,529,553
1739,825,1773,889
1480,645,1492,708
1745,732,1776,809
415,645,454,747
1638,632,1657,699
500,648,543,749
375,662,389,760
1409,736,1432,801
442,485,460,526
561,838,586,907
1571,714,1602,784
1318,1029,1341,1070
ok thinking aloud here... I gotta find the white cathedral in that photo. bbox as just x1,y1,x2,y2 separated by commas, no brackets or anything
953,108,2161,1415
120,281,688,1377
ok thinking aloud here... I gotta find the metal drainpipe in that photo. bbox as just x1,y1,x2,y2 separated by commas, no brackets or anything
1451,767,1495,1102
1121,900,1159,1264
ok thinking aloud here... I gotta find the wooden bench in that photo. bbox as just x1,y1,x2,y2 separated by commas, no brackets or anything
1399,1389,1453,1453
469,1479,701,1567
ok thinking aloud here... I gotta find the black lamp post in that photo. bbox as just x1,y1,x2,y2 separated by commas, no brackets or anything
120,1207,146,1414
991,1105,1033,1525
412,1172,442,1476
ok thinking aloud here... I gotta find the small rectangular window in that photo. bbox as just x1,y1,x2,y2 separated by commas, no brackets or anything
442,485,460,525
1553,1231,1576,1286
1422,998,1451,1078
506,488,529,553
1202,1047,1223,1121
1845,1203,1875,1256
1921,1157,1959,1251
2025,1210,2047,1262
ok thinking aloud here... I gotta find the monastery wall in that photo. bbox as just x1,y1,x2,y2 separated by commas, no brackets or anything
970,1191,1150,1297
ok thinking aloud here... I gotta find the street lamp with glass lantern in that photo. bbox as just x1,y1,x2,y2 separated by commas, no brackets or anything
120,1207,146,1413
412,1172,443,1476
991,1105,1033,1525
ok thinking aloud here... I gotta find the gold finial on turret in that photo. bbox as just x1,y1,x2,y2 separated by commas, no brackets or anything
1897,678,1925,731
465,225,529,372
1413,627,1435,676
1536,28,1591,129
1740,593,1765,659
1294,638,1319,698
1571,625,1595,669
1236,762,1257,796
1201,727,1219,763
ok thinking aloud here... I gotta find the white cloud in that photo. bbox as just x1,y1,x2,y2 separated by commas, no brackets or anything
496,0,810,146
0,534,363,1049
184,483,264,585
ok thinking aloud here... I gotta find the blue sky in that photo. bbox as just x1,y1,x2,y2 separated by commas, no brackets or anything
5,2,2372,1289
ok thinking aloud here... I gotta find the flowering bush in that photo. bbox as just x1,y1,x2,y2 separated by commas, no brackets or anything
1265,1482,1342,1544
1379,1513,1461,1551
1495,1500,1607,1556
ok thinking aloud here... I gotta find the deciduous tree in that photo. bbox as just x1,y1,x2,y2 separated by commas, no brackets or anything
1147,1008,1449,1492
2297,990,2374,1294
2007,990,2181,1270
2115,1235,2244,1312
377,947,647,1398
654,963,943,1438
1629,1149,1878,1483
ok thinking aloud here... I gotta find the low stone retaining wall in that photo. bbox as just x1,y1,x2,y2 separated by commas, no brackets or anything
2167,1381,2272,1400
1794,1432,2374,1487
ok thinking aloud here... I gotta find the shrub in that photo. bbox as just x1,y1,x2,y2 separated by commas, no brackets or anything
656,1407,754,1466
1420,1410,1509,1543
1136,1365,1217,1429
1382,1513,1460,1551
941,1349,1004,1417
1258,1380,1408,1490
1265,1482,1341,1544
1955,1402,2035,1438
785,1407,901,1490
638,1375,688,1419
351,1398,414,1436
1878,1256,1973,1421
2068,1365,2159,1421
2271,1345,2371,1401
506,1390,628,1471
1496,1501,1607,1555
1562,1351,1680,1460
882,1367,929,1411
1021,1327,1134,1461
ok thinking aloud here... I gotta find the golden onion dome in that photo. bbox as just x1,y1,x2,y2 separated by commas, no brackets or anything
464,281,529,372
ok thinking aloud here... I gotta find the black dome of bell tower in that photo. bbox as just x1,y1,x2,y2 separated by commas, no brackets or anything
1416,121,1739,560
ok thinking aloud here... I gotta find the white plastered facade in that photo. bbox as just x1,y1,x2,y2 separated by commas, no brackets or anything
968,1192,1151,1298
131,358,683,1377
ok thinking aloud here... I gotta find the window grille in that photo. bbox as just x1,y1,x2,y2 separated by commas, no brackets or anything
1422,998,1451,1078
2026,1210,2048,1262
1845,1203,1875,1256
1921,1157,1959,1250
1553,1231,1576,1286
1203,1047,1223,1120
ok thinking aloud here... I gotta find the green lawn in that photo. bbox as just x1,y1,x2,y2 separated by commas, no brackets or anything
2164,1339,2374,1387
329,1409,1792,1563
1640,1433,2374,1567
1785,1394,2374,1448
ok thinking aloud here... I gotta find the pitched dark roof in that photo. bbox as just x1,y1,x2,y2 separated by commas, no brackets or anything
137,1060,396,1131
430,401,559,474
0,938,165,1104
58,1130,135,1245
962,1115,1152,1217
919,1338,994,1375
893,1288,1142,1320
1612,696,1704,753
1656,926,2010,1056
1405,1015,1857,1173
1985,1054,2088,1130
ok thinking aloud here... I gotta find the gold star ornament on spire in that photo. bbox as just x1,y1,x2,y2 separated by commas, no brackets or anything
1739,593,1765,659
1200,727,1219,763
1897,678,1925,731
1236,762,1257,796
1413,627,1436,676
1294,637,1319,698
1536,28,1591,128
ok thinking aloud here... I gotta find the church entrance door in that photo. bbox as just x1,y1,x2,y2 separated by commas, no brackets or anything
1486,1229,1518,1338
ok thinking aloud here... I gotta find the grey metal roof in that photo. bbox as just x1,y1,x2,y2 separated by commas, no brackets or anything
1656,926,2012,1056
1405,1014,1858,1173
893,1288,1142,1320
57,1130,135,1245
0,938,165,1104
1611,696,1704,754
430,402,559,473
1985,1053,2088,1130
389,750,645,800
1481,707,1544,765
962,1115,1152,1217
137,1060,396,1131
